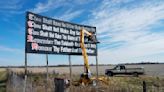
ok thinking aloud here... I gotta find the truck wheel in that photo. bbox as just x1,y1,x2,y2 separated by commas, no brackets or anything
133,72,138,77
107,72,113,76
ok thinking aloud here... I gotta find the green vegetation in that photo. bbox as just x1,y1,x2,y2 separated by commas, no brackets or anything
0,70,7,92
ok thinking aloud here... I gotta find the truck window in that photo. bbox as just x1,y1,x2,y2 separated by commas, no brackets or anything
116,66,120,70
120,66,125,70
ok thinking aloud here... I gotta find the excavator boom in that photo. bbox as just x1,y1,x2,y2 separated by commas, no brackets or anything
73,28,108,86
80,29,92,75
79,28,99,85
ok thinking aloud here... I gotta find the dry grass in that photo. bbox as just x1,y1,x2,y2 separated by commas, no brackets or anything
49,74,163,92
0,70,7,92
0,66,164,92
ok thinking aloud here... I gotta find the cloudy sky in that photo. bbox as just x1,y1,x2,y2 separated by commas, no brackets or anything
0,0,164,66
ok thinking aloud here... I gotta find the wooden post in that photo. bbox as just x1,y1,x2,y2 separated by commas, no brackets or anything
96,43,99,81
69,55,72,91
96,55,98,80
25,53,27,77
46,54,49,92
46,54,49,82
143,81,146,92
24,53,27,92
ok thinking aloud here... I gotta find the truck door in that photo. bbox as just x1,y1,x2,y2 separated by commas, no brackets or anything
120,65,126,74
113,66,120,74
114,66,125,74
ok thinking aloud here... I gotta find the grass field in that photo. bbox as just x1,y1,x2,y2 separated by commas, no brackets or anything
4,72,164,92
0,64,164,92
0,70,7,92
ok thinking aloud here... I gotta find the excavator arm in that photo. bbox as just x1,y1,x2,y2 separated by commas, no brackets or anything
79,28,99,85
74,28,108,86
80,28,92,75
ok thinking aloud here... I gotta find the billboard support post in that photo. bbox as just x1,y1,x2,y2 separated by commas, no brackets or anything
25,53,27,76
24,53,27,92
69,55,72,91
46,54,49,81
96,33,99,83
46,54,49,92
96,53,98,81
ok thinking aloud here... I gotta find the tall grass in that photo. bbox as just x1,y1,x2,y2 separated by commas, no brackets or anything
2,70,164,92
0,70,7,92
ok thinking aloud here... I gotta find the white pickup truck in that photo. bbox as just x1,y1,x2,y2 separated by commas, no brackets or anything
105,65,144,76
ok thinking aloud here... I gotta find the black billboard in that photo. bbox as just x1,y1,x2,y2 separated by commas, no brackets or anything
25,12,97,56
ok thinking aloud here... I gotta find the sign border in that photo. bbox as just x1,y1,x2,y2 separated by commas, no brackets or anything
25,11,97,56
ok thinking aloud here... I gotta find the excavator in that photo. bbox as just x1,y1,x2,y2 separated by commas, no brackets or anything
75,28,108,86
78,28,98,85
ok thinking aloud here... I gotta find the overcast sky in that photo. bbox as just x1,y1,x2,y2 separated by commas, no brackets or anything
0,0,164,66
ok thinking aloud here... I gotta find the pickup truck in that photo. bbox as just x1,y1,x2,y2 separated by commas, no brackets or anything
105,65,144,76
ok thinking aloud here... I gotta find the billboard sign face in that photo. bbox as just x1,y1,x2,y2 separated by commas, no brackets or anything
25,12,97,55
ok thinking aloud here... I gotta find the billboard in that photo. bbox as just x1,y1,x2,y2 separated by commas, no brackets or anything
25,12,97,55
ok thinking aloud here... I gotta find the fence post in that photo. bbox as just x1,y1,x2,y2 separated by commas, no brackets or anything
143,81,146,92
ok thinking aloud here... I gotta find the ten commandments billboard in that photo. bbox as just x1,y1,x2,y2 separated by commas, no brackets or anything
25,12,97,55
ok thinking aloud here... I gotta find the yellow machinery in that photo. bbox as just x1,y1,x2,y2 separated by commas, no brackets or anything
72,28,109,86
79,28,99,85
